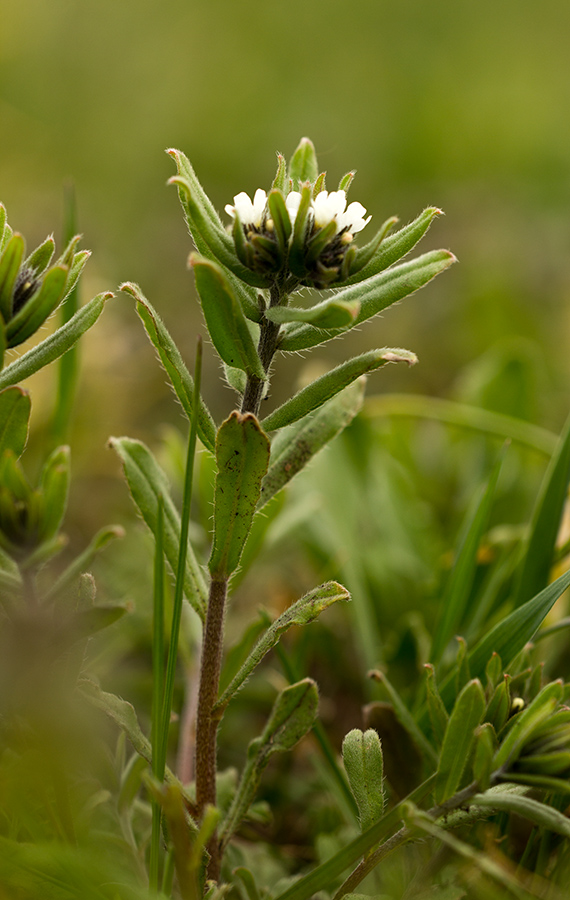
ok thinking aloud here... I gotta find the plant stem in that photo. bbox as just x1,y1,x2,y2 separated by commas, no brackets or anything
240,283,282,417
194,576,228,880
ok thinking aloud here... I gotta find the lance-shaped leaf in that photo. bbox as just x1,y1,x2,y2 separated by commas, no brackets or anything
6,265,68,346
272,153,287,192
219,679,318,847
259,378,366,508
0,205,7,249
289,137,319,190
267,189,292,253
0,292,111,390
288,184,314,278
38,445,70,543
80,679,198,820
470,790,570,840
209,412,270,579
466,568,570,689
123,283,216,453
343,215,398,279
265,296,360,330
191,256,266,379
0,232,25,322
339,207,443,286
215,582,350,711
0,387,30,458
472,723,496,791
24,235,55,275
512,410,570,608
167,149,266,312
430,447,505,664
110,436,207,620
342,729,385,831
169,178,268,291
435,678,486,803
280,250,455,352
261,348,416,433
424,664,448,747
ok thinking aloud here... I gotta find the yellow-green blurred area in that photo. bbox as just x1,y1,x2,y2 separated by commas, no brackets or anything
1,1,570,584
3,0,570,400
0,0,570,624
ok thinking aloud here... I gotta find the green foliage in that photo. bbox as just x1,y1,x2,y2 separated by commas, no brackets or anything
4,135,570,900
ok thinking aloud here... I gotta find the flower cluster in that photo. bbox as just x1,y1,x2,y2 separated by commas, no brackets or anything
225,188,371,237
0,204,90,367
224,183,372,289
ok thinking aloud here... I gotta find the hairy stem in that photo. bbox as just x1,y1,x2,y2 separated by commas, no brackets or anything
240,283,283,417
194,577,228,880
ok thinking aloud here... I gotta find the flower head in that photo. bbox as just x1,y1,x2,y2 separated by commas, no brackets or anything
225,189,267,229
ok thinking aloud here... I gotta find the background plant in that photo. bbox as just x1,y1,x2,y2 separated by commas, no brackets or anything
2,128,570,900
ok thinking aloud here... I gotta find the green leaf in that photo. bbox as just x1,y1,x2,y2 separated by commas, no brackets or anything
0,232,25,323
424,664,449,746
493,680,563,771
486,677,510,733
338,171,355,192
345,216,398,278
431,450,505,663
265,296,360,329
24,235,55,275
279,250,456,352
512,411,570,608
435,678,486,803
0,205,7,250
288,137,319,190
472,723,496,791
209,412,270,579
342,729,385,831
271,153,287,192
233,867,262,900
6,264,68,347
71,603,128,639
168,152,262,320
0,292,111,390
288,184,313,278
79,679,198,819
191,256,266,379
44,524,125,604
124,282,216,453
466,568,570,688
271,776,435,900
0,386,30,458
110,436,207,620
470,789,570,840
431,447,505,664
339,206,443,286
215,581,350,711
169,171,268,290
38,445,70,543
259,378,366,508
267,189,292,252
261,348,416,433
363,393,557,457
220,679,318,847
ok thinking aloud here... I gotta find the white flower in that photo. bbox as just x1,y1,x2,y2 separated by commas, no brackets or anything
312,190,371,236
285,191,302,224
225,189,267,228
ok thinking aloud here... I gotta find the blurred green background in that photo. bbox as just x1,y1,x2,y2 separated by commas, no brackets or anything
1,0,570,533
